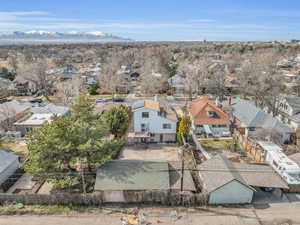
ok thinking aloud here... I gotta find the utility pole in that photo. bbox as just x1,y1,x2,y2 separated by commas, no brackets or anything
181,148,185,192
81,160,87,194
180,133,187,192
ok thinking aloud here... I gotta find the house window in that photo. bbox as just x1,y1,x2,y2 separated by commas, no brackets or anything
163,123,171,129
273,160,279,168
26,127,33,132
207,110,216,118
249,127,256,131
142,112,149,118
141,123,147,132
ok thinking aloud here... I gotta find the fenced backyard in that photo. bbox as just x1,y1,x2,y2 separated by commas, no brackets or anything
0,191,209,206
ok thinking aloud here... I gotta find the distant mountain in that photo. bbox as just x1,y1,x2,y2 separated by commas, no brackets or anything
0,31,132,45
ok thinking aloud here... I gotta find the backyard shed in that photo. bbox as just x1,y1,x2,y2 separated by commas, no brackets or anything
0,151,19,189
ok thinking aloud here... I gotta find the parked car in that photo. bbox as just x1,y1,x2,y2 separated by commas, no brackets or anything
113,98,125,102
95,98,108,103
30,98,43,103
32,102,46,107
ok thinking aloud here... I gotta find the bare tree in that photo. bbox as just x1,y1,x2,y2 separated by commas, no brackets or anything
56,77,82,106
237,50,283,115
99,53,123,96
16,59,55,100
0,104,17,131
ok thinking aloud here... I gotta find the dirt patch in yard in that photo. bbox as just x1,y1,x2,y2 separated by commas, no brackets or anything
199,139,249,162
0,140,28,157
119,144,181,161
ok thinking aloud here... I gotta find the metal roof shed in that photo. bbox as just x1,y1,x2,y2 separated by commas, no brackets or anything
0,151,19,186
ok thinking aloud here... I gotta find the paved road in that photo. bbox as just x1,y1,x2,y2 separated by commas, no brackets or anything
1,203,300,225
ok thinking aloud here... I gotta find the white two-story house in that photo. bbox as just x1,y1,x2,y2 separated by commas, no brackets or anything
128,100,177,143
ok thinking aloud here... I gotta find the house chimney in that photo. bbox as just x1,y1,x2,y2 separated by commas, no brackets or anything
228,96,232,106
215,97,222,108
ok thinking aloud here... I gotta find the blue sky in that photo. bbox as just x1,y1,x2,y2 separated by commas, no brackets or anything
1,0,300,41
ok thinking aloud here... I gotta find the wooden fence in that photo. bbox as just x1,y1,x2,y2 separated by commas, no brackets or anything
0,191,209,206
235,133,265,163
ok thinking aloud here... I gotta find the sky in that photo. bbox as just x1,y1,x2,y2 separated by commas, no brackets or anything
1,0,300,41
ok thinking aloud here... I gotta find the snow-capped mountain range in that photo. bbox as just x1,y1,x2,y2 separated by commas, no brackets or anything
0,31,132,45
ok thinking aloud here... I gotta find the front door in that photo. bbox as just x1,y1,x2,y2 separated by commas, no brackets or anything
160,134,163,143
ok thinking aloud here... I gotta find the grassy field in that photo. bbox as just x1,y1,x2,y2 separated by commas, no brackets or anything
0,204,102,215
199,139,242,152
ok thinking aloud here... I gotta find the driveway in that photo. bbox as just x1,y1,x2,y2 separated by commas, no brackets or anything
119,144,181,161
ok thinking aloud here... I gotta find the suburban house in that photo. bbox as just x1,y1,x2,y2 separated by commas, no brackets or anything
14,113,55,136
0,150,20,192
275,95,300,130
188,97,231,137
30,103,70,116
13,103,70,136
198,154,288,204
12,77,36,96
167,75,186,93
226,98,294,144
0,78,12,98
94,160,196,203
128,99,177,143
0,100,30,132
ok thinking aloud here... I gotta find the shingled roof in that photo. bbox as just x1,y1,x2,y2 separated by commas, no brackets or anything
229,98,293,133
95,160,170,191
198,154,288,192
188,97,230,125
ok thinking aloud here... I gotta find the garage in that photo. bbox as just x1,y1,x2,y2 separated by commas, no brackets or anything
198,154,289,205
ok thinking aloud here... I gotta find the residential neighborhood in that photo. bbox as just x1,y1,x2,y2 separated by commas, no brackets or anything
2,1,300,223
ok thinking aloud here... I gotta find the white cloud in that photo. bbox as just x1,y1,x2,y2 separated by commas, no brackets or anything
188,19,216,23
0,11,50,21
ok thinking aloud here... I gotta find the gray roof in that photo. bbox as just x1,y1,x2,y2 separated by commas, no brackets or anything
169,161,196,192
198,154,288,192
95,160,170,191
31,103,70,115
288,153,300,167
285,96,300,114
230,98,293,133
0,151,19,175
291,114,300,123
0,100,29,122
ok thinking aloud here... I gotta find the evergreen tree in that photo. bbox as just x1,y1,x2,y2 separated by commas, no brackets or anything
102,106,130,138
23,96,124,190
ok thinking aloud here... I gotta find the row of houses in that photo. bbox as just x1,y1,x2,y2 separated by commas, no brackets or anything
125,95,297,145
1,94,300,205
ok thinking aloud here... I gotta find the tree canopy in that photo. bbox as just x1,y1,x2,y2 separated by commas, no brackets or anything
177,115,192,145
23,96,124,190
101,105,130,138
